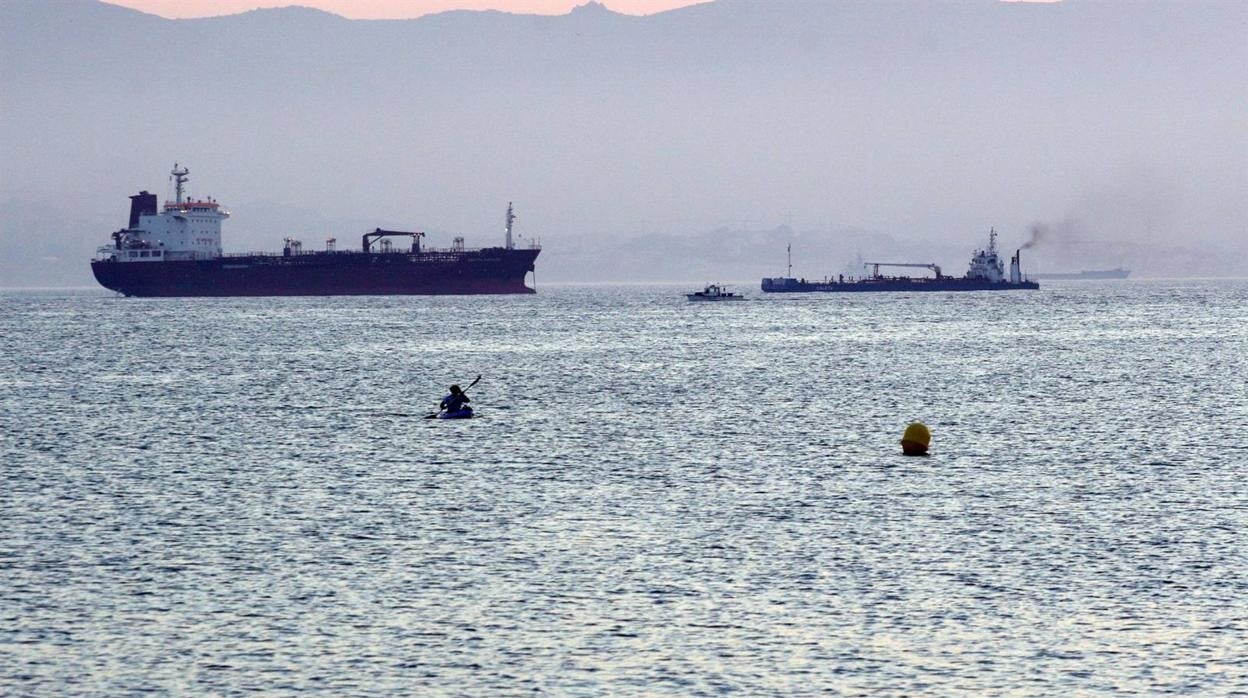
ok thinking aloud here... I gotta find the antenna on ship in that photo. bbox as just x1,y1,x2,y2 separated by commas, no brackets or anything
171,163,190,204
505,202,515,250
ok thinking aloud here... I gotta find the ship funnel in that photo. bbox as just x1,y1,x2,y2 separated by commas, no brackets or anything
1010,249,1022,284
128,191,157,229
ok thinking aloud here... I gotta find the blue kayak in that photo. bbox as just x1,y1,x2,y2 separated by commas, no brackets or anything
439,407,474,420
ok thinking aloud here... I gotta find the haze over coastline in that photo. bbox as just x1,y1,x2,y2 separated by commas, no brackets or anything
1,0,1244,287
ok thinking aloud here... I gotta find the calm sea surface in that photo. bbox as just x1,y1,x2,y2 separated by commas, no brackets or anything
2,281,1246,694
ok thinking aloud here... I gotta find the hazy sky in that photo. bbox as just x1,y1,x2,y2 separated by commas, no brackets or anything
3,0,1241,284
105,0,707,19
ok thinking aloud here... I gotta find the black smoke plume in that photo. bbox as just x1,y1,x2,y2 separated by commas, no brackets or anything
1021,217,1084,250
1021,223,1049,250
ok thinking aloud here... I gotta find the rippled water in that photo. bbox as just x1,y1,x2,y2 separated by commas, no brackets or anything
2,281,1246,694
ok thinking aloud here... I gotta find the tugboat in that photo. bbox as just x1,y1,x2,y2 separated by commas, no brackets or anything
686,284,746,301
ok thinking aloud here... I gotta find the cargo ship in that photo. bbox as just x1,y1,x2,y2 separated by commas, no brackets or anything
1033,267,1130,280
761,230,1038,293
91,165,540,297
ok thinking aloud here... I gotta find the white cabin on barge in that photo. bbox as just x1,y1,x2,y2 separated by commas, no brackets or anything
966,228,1024,283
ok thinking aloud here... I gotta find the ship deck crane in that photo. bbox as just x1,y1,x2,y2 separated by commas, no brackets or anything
864,262,943,279
363,228,425,253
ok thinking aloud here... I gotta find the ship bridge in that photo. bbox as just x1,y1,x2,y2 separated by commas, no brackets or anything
98,163,229,263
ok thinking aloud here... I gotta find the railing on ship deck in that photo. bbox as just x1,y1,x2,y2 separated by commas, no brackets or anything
221,242,540,259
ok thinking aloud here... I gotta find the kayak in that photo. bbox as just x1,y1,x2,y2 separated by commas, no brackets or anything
439,407,474,420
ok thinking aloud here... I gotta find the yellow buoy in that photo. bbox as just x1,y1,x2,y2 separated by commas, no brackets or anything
901,422,931,456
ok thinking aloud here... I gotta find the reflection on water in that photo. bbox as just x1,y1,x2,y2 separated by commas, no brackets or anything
2,282,1246,693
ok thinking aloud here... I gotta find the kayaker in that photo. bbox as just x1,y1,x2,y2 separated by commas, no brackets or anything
440,384,471,414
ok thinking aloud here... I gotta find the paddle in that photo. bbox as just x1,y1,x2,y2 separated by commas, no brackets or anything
424,374,482,419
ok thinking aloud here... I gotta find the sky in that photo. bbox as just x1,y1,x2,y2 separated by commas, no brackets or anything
105,0,707,19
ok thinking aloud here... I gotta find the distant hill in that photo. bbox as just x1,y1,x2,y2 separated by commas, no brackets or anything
2,0,1244,286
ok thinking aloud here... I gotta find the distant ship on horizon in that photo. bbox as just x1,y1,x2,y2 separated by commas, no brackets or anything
1032,267,1131,280
91,165,540,297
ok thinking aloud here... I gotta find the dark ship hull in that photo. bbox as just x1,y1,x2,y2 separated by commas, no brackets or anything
761,277,1038,293
762,230,1038,293
92,248,540,297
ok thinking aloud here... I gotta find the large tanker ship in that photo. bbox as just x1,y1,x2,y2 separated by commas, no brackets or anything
91,165,540,297
761,229,1038,293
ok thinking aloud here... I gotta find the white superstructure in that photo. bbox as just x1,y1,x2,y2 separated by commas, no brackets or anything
97,163,229,262
966,228,1006,282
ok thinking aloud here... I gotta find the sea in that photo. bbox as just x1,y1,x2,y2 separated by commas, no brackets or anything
2,281,1245,694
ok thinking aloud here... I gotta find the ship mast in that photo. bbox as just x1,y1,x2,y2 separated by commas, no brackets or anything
787,243,792,277
171,163,189,204
505,202,515,250
988,227,997,256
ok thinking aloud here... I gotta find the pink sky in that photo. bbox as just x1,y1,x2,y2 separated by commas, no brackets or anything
105,0,709,20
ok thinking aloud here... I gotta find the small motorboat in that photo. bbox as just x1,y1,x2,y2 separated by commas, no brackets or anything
686,284,745,301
